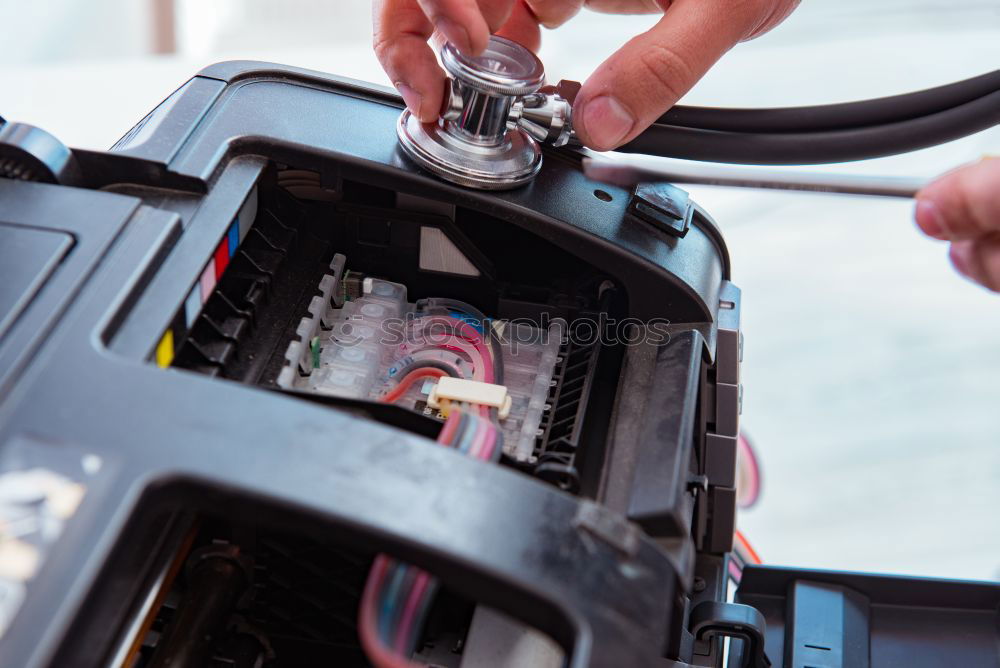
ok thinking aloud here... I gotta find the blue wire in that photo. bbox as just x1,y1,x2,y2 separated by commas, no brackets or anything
386,565,418,648
379,562,409,643
456,411,478,454
448,310,486,334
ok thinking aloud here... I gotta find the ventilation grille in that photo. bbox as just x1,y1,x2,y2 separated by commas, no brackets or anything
237,535,372,666
531,327,602,493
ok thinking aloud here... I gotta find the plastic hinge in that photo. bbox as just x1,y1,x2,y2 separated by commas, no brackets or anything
689,601,770,668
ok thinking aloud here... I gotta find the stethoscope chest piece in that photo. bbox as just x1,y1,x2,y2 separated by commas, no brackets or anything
396,36,552,190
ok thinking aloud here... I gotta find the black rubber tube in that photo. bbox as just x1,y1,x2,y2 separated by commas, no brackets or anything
622,89,1000,164
655,69,1000,133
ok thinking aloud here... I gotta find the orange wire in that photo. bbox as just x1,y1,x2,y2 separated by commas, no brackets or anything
734,529,762,565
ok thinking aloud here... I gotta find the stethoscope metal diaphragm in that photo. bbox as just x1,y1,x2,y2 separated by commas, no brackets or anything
397,35,571,190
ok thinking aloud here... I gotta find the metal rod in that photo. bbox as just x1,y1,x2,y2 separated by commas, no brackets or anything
147,548,249,668
451,86,513,145
583,157,927,198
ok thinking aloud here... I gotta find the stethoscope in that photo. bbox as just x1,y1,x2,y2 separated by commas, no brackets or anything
396,35,1000,194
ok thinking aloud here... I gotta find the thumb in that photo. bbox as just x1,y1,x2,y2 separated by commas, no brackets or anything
573,0,749,151
914,157,1000,241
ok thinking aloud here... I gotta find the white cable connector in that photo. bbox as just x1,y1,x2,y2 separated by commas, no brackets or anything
428,377,512,419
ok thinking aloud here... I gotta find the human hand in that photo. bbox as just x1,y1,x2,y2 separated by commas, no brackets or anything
915,157,1000,292
373,0,799,150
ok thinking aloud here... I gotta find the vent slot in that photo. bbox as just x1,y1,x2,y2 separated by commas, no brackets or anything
532,324,603,493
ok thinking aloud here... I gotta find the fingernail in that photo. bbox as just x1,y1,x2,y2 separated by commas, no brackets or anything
914,199,947,239
396,83,422,119
580,96,635,151
435,17,472,53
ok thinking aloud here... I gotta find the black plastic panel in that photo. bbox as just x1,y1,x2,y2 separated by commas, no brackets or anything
734,566,1000,668
0,224,73,341
0,62,729,668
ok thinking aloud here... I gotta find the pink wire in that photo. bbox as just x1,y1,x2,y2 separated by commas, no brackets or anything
359,557,420,668
468,415,487,458
405,335,484,381
359,313,500,667
480,425,498,461
737,433,761,508
409,316,494,382
357,414,463,666
468,412,500,460
393,571,432,654
728,559,743,584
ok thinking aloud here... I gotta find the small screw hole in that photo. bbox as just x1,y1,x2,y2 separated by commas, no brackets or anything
593,189,613,202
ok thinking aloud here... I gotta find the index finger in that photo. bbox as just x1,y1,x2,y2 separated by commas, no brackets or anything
524,0,584,28
915,157,1000,241
416,0,492,54
373,0,447,123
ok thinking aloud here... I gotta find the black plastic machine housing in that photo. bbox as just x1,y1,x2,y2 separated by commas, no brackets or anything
0,63,997,668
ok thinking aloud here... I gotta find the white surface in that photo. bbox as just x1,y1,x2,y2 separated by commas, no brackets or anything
1,1,998,580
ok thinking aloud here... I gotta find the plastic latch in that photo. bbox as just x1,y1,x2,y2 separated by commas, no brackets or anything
428,377,512,419
628,182,693,238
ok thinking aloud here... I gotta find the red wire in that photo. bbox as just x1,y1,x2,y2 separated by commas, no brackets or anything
408,316,494,383
734,530,763,565
362,349,500,665
436,410,461,445
394,571,432,653
380,368,447,404
358,410,463,666
359,557,421,668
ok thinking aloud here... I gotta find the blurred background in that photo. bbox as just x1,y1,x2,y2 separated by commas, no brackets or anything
2,0,998,581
